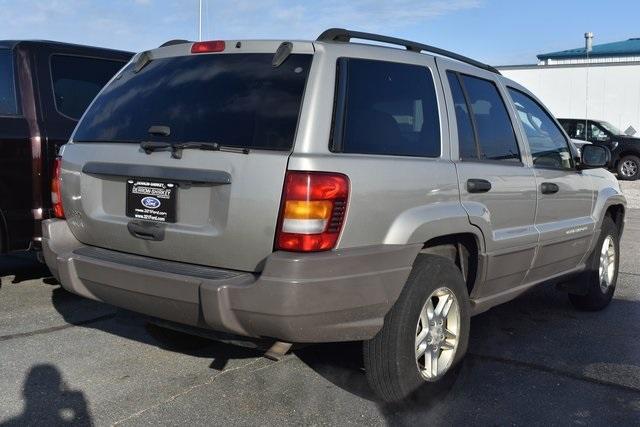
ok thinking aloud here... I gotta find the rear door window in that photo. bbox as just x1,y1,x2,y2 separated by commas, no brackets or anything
559,120,576,138
0,49,19,116
460,74,520,162
332,58,440,157
73,53,312,150
51,55,126,120
447,71,520,162
574,122,587,140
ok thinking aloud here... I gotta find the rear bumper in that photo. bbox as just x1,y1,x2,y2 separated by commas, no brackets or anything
43,219,420,343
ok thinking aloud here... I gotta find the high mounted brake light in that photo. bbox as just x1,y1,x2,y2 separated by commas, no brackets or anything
276,171,349,252
191,40,226,53
51,157,65,219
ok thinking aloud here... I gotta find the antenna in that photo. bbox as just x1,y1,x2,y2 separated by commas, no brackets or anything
198,0,203,41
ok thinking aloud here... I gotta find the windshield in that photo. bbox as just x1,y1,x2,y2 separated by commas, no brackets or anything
599,121,622,136
73,53,312,150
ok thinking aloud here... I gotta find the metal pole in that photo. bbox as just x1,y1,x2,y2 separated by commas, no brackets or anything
585,52,589,138
584,32,593,139
198,0,203,41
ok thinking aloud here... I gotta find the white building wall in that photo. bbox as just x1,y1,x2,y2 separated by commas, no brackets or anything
499,63,640,135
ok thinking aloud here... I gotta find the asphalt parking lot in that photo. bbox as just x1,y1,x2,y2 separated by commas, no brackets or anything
1,185,639,426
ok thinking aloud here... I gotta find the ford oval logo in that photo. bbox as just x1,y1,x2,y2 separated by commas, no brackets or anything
141,197,161,209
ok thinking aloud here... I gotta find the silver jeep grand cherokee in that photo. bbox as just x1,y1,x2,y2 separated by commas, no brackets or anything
43,29,626,401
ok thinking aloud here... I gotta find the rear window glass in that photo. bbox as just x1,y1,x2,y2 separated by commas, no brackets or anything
0,49,19,116
333,58,440,157
73,53,312,150
51,55,126,120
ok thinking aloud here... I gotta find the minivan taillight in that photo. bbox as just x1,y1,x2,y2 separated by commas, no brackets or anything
51,157,65,219
276,171,349,252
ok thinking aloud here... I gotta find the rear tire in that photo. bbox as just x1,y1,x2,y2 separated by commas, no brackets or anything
568,216,619,311
617,155,640,181
363,254,470,402
0,223,5,254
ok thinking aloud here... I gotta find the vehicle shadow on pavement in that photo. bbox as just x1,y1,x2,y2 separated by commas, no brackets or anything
0,364,92,427
294,340,461,405
49,286,263,370
296,283,640,424
0,253,51,286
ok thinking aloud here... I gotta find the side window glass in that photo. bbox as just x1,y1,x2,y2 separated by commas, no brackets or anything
588,123,610,142
575,122,587,140
335,58,441,157
0,49,19,116
51,55,125,120
446,72,477,159
508,88,573,170
460,75,520,162
560,121,575,138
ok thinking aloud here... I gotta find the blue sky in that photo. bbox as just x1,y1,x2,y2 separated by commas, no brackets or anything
1,0,639,65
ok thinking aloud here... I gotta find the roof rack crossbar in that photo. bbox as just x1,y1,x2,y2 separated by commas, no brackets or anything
317,28,500,75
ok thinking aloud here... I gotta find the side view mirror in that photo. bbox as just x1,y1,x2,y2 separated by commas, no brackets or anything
579,144,610,169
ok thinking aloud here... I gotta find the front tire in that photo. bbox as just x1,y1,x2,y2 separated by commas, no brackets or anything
568,216,619,311
617,155,640,181
363,255,470,402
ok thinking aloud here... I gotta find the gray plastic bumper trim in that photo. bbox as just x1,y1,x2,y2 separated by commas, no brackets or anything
42,219,421,343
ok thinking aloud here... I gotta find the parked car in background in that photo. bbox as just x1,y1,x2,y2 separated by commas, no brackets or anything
0,40,132,253
559,118,640,180
43,29,626,402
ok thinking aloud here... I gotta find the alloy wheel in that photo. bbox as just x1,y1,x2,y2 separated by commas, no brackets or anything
620,159,638,177
598,235,616,292
415,287,460,380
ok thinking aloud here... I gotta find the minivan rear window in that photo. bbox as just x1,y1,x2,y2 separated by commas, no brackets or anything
73,53,312,150
0,49,19,116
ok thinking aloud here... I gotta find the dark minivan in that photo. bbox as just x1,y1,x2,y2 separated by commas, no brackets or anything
0,40,132,253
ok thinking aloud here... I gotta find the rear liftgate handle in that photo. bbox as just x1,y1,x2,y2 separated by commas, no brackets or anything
466,179,492,193
540,182,560,195
127,221,165,241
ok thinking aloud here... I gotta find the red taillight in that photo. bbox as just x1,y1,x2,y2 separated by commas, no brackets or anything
51,157,65,219
191,40,226,53
276,171,349,252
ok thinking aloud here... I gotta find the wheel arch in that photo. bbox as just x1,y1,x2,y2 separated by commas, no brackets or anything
604,203,625,236
420,233,482,296
614,151,640,168
382,202,486,297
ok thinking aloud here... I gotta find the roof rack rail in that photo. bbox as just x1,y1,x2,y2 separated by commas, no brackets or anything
317,28,500,75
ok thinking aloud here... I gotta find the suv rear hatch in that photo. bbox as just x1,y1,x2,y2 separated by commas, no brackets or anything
60,41,314,272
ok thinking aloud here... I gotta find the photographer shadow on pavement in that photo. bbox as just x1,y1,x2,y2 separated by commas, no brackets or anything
0,364,92,427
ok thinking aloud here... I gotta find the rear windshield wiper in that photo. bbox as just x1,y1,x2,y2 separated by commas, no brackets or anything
140,141,249,159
